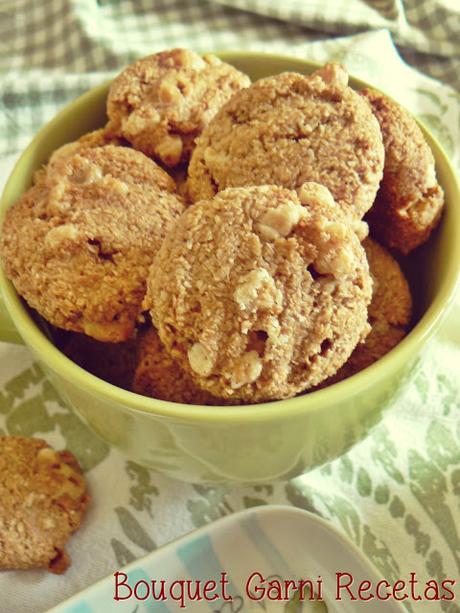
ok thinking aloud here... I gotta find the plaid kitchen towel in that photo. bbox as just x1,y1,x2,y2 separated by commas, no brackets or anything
0,2,460,612
0,0,459,157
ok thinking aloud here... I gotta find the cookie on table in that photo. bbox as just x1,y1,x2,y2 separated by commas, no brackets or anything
0,145,184,342
133,327,235,405
106,48,250,167
187,63,384,220
0,436,89,573
323,238,413,385
147,183,372,402
362,88,444,254
63,333,138,390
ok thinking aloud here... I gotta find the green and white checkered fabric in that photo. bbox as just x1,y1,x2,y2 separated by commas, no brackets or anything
216,0,460,56
0,0,459,157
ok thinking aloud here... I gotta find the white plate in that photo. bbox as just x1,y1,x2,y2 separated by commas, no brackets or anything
49,505,405,612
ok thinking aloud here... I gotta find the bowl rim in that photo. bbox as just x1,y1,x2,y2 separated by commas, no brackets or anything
1,51,459,424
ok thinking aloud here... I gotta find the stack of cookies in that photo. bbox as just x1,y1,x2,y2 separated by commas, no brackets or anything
0,48,444,405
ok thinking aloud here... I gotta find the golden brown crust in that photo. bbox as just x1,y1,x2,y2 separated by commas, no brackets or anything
45,128,127,175
76,128,124,148
46,143,175,192
0,146,184,342
322,238,412,384
0,436,89,573
187,64,384,220
364,237,412,326
148,183,372,402
362,88,444,254
106,48,250,167
133,327,235,405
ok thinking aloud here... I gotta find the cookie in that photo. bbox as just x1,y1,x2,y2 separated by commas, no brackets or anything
323,238,412,384
63,333,138,390
106,48,250,167
0,145,184,342
362,88,444,254
133,327,234,405
46,128,126,173
187,63,384,220
0,436,89,573
147,183,372,402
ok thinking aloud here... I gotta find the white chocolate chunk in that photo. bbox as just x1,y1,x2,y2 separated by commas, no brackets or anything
256,201,304,240
188,342,214,377
315,245,355,276
231,350,263,389
314,219,356,276
234,268,281,311
69,161,104,184
155,134,183,166
45,224,79,248
298,182,335,208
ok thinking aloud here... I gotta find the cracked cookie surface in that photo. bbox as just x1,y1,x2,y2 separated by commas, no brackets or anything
187,63,384,220
148,183,372,402
0,436,89,573
0,145,184,342
106,48,250,167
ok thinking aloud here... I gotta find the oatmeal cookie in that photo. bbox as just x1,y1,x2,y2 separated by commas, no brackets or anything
187,63,384,220
147,183,372,402
133,327,234,405
0,146,184,342
0,436,89,573
106,48,250,167
46,128,126,174
362,88,444,254
323,238,412,384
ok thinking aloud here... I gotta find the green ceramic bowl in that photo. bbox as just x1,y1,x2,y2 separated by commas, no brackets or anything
1,53,459,485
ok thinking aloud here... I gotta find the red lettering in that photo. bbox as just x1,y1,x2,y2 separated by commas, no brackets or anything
282,579,297,601
298,579,315,601
170,580,186,608
336,572,356,601
266,579,282,600
246,572,265,601
375,579,391,601
113,572,132,601
133,580,150,601
357,580,374,601
392,580,408,601
317,577,323,600
408,572,422,601
151,580,167,600
202,580,218,601
441,579,456,601
185,580,202,602
424,580,441,601
220,571,233,602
